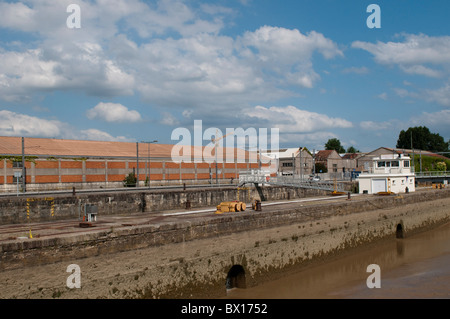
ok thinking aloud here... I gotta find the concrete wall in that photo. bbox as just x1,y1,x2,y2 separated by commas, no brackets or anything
0,189,449,299
0,186,332,224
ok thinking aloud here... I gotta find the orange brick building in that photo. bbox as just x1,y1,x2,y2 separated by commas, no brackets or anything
0,136,263,192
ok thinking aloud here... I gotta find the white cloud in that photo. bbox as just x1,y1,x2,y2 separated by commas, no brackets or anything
423,84,450,107
352,33,450,65
394,88,415,99
393,84,450,108
0,1,38,32
160,112,179,126
0,109,134,142
411,109,450,127
359,112,450,141
86,102,142,123
359,120,398,131
79,129,133,142
243,105,353,133
0,44,135,102
352,33,450,78
0,1,342,113
0,110,63,137
377,92,388,100
279,131,338,148
240,26,343,88
399,65,441,78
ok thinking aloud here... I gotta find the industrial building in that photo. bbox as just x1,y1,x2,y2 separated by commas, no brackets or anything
0,136,263,193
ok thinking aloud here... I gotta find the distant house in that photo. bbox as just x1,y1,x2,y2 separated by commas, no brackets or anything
341,153,365,174
263,147,313,177
315,150,343,173
357,147,403,171
357,147,447,172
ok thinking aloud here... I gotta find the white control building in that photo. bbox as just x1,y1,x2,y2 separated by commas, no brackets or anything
357,154,415,194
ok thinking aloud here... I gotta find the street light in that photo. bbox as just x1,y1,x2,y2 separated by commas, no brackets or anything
20,137,41,193
141,140,158,188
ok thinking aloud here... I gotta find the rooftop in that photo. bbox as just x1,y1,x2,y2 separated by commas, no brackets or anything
0,136,259,161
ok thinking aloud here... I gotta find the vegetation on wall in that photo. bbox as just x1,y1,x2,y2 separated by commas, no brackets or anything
0,155,38,164
412,154,450,172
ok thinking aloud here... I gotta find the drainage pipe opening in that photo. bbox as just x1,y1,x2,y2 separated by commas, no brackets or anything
396,223,404,239
226,265,246,290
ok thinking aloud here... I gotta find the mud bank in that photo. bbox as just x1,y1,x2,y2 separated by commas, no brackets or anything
0,189,449,299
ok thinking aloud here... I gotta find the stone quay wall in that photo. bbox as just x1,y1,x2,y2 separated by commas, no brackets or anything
0,188,449,299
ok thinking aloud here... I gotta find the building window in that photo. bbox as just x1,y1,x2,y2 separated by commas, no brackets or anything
391,161,399,167
12,161,23,168
13,176,23,183
282,162,293,167
377,161,386,167
404,161,410,167
333,163,337,173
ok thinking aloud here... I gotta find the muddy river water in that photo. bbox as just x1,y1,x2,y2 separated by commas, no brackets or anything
226,221,450,299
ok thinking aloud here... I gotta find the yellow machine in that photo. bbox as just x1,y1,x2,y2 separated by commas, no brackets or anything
215,201,247,214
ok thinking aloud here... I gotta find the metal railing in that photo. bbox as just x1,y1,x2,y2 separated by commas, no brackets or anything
239,171,345,192
362,167,413,175
415,171,450,178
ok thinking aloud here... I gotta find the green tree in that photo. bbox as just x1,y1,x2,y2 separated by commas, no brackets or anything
346,146,360,153
325,138,345,153
396,126,449,153
123,172,137,187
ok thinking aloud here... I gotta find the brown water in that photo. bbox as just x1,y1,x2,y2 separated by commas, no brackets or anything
227,222,450,299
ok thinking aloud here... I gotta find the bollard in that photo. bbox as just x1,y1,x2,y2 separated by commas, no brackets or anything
72,187,76,196
253,199,262,211
347,192,351,200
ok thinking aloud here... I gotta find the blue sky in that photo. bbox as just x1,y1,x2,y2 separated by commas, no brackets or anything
0,0,450,153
